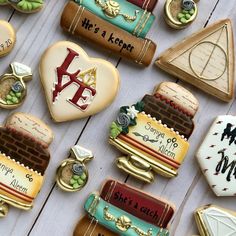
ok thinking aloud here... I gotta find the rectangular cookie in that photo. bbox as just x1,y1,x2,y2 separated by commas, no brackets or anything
60,1,156,66
100,179,175,228
127,0,158,11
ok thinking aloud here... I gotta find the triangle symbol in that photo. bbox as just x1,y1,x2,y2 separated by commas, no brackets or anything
156,19,235,102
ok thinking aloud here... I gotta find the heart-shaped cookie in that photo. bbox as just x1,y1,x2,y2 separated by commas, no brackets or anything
39,41,120,122
196,115,236,197
195,205,236,236
0,20,16,57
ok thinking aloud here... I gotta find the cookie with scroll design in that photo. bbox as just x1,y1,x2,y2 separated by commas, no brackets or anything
156,19,235,102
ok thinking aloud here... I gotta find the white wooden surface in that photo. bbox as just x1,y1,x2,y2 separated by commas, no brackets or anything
0,1,236,235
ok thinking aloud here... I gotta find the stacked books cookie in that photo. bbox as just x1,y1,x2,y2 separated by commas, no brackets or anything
0,113,53,214
60,1,157,66
156,19,235,102
74,179,175,236
196,115,236,197
109,82,199,183
195,205,236,236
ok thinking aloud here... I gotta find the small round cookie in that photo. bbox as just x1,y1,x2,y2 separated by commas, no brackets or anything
0,20,16,57
39,41,120,122
0,0,44,13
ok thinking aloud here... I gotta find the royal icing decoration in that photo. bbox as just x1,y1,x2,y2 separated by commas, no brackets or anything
39,41,120,122
109,82,198,183
0,20,16,58
164,0,198,29
0,62,32,109
0,0,44,13
156,19,235,102
0,113,53,215
196,115,236,197
195,205,236,236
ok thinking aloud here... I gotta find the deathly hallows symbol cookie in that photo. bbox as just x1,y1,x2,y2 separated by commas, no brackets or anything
196,115,236,197
195,205,236,236
39,41,120,122
156,19,235,102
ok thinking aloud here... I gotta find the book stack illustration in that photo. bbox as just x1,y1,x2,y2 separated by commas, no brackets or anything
74,179,175,236
109,82,199,183
60,0,157,66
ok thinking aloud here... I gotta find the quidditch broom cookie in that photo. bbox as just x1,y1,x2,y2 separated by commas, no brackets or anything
195,205,236,236
156,19,235,102
196,115,236,197
60,1,156,67
74,179,175,236
0,112,53,217
0,0,44,13
0,20,16,58
109,82,198,183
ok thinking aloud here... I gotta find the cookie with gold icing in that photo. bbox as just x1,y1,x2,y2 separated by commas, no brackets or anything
0,112,53,214
39,41,120,122
109,82,198,183
156,19,235,102
195,205,236,236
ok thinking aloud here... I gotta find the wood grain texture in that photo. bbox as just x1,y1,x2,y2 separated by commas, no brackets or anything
0,0,236,235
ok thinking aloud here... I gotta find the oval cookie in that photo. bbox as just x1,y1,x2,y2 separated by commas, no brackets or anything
0,20,16,57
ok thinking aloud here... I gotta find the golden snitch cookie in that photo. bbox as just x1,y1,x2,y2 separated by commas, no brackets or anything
0,0,44,13
0,112,53,217
0,20,16,57
109,82,199,183
39,41,120,122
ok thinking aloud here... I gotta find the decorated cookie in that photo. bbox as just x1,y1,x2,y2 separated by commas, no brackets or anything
0,113,53,216
195,205,236,236
60,2,156,67
0,20,16,57
74,215,118,236
164,0,199,29
39,41,120,122
127,0,158,11
0,62,32,109
196,115,236,197
56,145,93,192
74,0,155,38
100,179,175,228
109,82,198,183
74,179,174,235
156,19,235,102
0,0,44,13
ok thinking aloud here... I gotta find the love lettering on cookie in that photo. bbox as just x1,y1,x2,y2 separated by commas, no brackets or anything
40,41,120,122
196,115,236,196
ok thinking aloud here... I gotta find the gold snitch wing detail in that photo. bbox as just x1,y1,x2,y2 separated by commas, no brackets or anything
77,67,97,89
103,206,153,236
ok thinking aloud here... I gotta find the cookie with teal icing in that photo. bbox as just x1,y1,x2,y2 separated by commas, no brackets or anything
0,0,44,13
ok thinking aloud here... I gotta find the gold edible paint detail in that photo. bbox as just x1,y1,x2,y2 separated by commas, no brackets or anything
104,206,153,236
0,200,9,218
95,0,139,22
78,68,97,88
